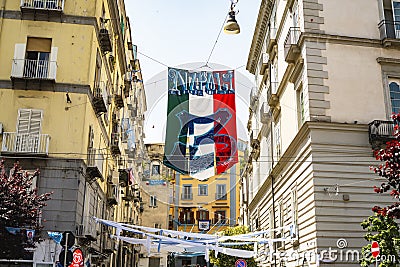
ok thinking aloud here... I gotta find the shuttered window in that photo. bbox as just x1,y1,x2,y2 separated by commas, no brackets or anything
17,109,43,134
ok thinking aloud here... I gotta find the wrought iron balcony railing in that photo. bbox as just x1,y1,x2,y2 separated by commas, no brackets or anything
368,120,395,149
11,59,57,80
20,0,64,11
86,148,104,182
92,81,109,114
1,132,50,155
378,20,400,40
267,81,279,108
284,27,301,63
181,193,193,200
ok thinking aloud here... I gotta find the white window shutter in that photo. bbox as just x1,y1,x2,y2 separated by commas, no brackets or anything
29,110,42,135
17,109,31,134
12,44,26,78
49,47,58,80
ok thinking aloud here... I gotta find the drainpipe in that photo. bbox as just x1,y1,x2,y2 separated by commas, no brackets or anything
268,49,277,267
0,0,6,36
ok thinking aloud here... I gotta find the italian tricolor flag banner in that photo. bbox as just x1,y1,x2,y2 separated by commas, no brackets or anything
163,67,238,180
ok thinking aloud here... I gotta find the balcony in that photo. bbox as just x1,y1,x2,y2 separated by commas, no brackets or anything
1,132,50,156
110,133,121,155
378,20,400,47
107,183,119,206
86,148,104,182
266,27,277,54
368,120,395,150
250,131,260,160
20,0,64,17
99,23,112,53
267,82,279,108
122,187,134,201
250,88,259,107
76,216,97,241
259,53,270,75
260,102,272,124
119,169,129,187
92,81,109,114
284,27,301,63
114,88,124,109
181,193,193,200
215,193,227,200
11,59,57,80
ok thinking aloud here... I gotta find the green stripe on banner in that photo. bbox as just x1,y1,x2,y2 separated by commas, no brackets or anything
163,68,189,174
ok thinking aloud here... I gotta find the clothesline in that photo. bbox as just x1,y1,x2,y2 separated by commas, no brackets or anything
94,217,297,261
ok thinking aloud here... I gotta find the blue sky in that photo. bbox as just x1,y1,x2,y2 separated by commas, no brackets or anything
124,1,260,142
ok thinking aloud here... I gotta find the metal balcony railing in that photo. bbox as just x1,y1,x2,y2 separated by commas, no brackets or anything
378,20,400,40
11,59,57,80
284,27,301,63
99,22,113,53
267,81,279,108
215,193,227,200
266,27,277,52
181,193,193,200
368,120,395,149
92,81,109,114
1,132,50,155
20,0,64,11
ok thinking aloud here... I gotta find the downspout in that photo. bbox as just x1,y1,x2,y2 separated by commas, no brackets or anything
268,46,277,267
0,0,6,36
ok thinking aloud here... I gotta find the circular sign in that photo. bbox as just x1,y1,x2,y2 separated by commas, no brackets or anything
371,241,380,258
68,248,84,267
235,259,247,267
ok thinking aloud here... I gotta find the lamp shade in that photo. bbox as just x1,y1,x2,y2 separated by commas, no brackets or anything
224,12,240,34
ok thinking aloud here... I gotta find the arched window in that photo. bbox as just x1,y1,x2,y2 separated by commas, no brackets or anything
389,81,400,114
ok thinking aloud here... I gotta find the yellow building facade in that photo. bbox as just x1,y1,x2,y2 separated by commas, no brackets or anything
0,1,146,266
171,140,247,234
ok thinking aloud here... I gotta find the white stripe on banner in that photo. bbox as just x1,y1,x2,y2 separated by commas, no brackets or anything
189,94,216,180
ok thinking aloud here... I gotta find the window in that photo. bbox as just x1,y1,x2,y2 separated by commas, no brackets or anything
291,186,298,238
151,164,160,176
16,109,43,153
274,120,281,160
150,195,157,207
214,210,226,224
24,37,51,79
216,184,227,200
198,184,208,196
182,185,192,200
196,210,209,221
297,86,305,126
393,1,400,38
179,208,194,224
389,79,400,114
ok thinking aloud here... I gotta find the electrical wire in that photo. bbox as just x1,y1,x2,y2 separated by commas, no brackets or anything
206,14,229,65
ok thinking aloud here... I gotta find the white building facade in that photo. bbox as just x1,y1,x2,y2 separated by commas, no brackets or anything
244,0,400,266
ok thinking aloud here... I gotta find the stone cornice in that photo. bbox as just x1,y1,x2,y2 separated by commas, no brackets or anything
246,0,272,74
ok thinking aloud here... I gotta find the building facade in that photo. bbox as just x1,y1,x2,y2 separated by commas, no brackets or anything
138,143,174,267
171,140,246,234
244,0,400,266
0,1,146,266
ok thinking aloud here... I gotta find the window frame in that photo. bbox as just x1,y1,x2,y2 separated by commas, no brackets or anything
198,184,208,196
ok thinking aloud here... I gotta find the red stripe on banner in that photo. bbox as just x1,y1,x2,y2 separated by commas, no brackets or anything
213,71,238,174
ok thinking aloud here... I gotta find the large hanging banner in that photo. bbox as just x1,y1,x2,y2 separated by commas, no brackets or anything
163,67,238,180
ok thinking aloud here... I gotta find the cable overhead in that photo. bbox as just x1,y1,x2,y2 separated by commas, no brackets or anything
206,14,228,66
138,51,169,68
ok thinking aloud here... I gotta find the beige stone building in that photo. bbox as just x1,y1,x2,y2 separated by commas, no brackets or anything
244,0,399,266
